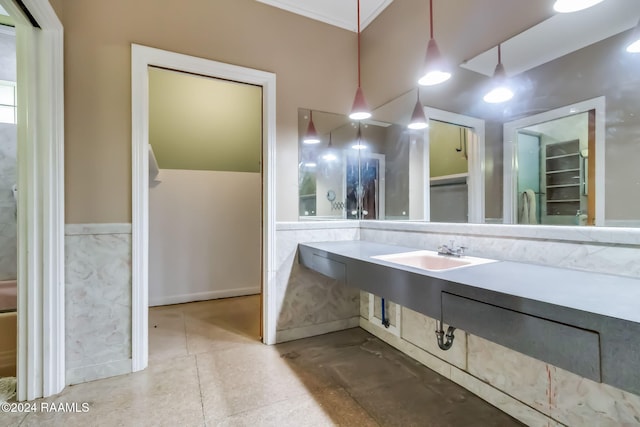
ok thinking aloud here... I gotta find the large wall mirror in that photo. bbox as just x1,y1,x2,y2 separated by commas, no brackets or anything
298,1,640,227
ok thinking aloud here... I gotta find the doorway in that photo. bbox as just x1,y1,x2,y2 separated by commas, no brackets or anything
131,45,277,373
147,67,262,310
0,0,65,401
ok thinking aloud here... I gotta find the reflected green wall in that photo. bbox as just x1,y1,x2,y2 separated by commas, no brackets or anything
149,67,262,172
429,120,469,178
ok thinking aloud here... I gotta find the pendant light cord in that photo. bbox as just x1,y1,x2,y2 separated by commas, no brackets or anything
357,0,362,88
498,44,502,64
429,0,434,39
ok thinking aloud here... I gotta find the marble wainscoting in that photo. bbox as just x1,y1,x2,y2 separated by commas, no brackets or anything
275,222,360,343
357,220,640,426
65,224,132,385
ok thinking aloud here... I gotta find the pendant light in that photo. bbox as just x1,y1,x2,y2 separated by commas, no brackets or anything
322,132,337,162
303,110,321,144
483,44,514,104
626,19,640,53
408,90,428,130
553,0,604,13
418,0,451,86
349,0,371,120
352,123,367,150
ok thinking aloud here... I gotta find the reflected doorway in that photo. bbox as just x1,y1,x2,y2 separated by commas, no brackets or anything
345,152,385,219
515,111,594,226
429,120,471,223
503,97,604,226
423,107,486,224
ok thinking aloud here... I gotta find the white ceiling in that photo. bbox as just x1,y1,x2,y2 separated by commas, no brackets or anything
460,0,640,77
255,0,393,31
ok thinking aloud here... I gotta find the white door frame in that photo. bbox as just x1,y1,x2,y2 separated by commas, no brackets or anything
131,45,277,372
0,0,65,400
423,107,486,223
503,96,605,225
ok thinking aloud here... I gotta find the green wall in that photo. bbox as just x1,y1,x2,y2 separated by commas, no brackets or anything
149,67,262,173
429,120,469,178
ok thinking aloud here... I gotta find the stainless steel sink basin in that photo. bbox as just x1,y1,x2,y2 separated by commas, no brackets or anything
371,250,497,271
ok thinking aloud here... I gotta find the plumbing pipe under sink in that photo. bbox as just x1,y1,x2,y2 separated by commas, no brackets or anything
381,298,390,328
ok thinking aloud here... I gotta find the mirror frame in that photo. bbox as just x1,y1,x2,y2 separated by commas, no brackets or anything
502,96,606,226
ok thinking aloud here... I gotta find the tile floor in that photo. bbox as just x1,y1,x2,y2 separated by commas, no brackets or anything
3,295,523,426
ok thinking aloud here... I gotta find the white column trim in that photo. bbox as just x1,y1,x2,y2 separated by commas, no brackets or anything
1,0,65,400
131,45,277,371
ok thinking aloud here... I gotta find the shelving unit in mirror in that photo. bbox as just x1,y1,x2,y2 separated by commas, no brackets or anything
544,139,582,217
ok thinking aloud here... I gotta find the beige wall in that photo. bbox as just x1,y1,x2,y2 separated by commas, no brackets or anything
360,0,551,110
149,170,261,305
57,0,357,223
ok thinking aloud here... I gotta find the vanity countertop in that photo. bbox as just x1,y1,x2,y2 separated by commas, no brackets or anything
300,240,640,324
299,239,640,395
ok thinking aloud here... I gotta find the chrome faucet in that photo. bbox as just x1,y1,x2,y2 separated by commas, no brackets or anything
437,240,467,257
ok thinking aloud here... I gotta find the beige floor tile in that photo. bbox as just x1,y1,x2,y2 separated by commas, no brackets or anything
7,296,523,427
197,344,333,424
0,410,28,427
21,355,204,427
181,295,261,355
185,316,261,355
148,308,188,362
213,387,379,427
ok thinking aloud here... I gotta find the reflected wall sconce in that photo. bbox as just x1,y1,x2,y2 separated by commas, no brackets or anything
352,123,367,150
349,0,371,120
303,110,321,144
418,0,451,86
626,19,640,53
553,0,604,13
483,44,514,104
408,90,429,130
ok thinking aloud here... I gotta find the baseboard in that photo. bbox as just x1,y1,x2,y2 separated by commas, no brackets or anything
275,316,360,343
149,287,260,307
66,359,132,385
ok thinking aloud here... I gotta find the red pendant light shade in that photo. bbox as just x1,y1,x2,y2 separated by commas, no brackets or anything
408,90,428,130
418,0,451,86
303,110,321,144
349,0,371,120
483,44,514,104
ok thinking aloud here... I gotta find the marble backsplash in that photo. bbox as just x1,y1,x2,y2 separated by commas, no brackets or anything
0,122,17,281
359,221,640,278
275,222,361,342
65,224,132,384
